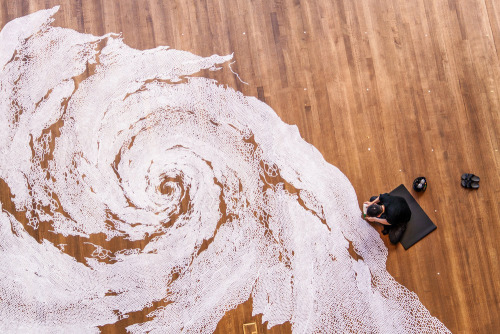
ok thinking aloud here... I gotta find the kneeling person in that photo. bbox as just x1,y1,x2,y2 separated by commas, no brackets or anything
364,193,411,244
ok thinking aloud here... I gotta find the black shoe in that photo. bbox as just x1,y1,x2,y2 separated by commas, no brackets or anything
461,179,479,189
389,222,407,244
461,173,480,182
382,226,391,235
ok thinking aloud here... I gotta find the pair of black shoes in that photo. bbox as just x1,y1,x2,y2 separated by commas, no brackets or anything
461,173,480,189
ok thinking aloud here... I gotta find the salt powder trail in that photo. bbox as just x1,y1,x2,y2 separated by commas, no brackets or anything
0,6,450,333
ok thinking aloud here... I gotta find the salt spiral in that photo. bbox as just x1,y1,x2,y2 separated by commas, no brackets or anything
0,7,450,333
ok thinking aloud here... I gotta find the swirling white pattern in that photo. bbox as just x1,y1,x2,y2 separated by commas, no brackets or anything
0,7,450,333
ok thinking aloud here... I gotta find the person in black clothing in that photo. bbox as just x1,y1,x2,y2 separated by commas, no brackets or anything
363,193,411,244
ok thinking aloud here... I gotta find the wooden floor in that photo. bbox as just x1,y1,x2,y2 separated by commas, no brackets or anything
1,0,499,333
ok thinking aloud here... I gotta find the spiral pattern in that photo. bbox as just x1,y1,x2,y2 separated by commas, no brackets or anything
0,7,450,333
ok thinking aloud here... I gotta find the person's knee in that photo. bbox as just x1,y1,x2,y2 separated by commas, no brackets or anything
369,196,377,202
389,233,399,244
388,222,407,244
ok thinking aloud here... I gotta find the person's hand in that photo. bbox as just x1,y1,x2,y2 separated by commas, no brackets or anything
365,217,376,223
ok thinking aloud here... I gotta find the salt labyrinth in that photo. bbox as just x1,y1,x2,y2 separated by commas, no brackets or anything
0,6,449,333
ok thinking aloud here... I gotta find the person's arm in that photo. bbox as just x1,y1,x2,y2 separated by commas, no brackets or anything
366,217,390,225
363,196,380,206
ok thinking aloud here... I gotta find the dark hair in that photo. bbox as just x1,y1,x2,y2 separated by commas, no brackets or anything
367,204,383,217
